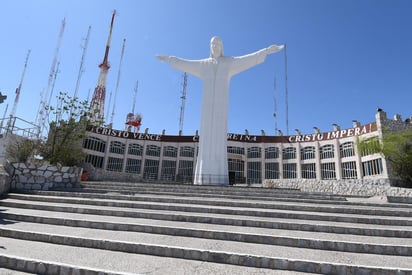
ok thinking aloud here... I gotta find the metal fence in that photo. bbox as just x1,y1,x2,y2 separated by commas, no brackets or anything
0,116,39,139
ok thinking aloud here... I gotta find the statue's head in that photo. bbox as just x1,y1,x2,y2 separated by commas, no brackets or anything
210,36,224,58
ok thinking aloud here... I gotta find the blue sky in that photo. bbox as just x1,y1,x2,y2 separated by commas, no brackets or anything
1,0,411,136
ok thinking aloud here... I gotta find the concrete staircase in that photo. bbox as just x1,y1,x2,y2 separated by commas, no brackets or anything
0,182,411,274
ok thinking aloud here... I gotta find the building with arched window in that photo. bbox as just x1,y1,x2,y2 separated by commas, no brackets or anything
82,110,411,191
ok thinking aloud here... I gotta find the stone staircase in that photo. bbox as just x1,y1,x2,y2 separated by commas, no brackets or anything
0,181,411,274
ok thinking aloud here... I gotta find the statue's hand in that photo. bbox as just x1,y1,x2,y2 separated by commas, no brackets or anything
266,44,285,54
156,55,171,62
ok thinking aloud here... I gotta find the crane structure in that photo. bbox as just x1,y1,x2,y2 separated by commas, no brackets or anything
89,10,116,126
109,38,126,128
179,72,188,134
7,49,31,131
36,18,65,138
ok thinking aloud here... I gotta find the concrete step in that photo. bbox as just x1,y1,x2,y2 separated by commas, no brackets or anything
79,181,348,201
2,206,412,256
21,189,412,214
84,181,303,194
1,183,412,274
0,238,303,275
4,203,412,239
0,196,412,238
2,197,412,227
8,192,412,218
0,267,34,275
1,221,412,274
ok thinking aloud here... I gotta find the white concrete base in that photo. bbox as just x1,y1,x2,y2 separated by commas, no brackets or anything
194,174,229,186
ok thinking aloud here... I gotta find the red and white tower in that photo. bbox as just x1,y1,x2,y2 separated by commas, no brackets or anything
89,10,116,126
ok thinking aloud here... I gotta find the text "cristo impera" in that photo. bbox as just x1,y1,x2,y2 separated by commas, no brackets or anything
288,124,374,143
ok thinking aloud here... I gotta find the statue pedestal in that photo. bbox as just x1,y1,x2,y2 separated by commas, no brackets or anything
194,174,229,186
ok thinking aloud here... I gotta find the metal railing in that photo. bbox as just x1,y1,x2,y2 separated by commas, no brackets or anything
0,116,39,140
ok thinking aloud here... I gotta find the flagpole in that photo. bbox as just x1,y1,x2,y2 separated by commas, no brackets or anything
284,44,289,136
273,77,278,134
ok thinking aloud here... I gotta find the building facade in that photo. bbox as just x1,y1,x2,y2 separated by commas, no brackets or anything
82,110,411,186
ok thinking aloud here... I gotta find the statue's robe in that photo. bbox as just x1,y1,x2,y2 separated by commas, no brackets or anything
168,49,269,185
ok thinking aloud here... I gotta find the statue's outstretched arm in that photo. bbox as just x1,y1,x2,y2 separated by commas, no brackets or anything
156,55,172,62
156,55,203,78
229,44,284,76
266,44,285,55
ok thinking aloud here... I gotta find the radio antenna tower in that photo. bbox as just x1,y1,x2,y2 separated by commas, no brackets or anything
37,18,65,138
8,50,31,129
109,38,126,128
179,72,188,134
124,81,140,132
131,80,138,115
89,10,116,126
105,90,112,124
73,26,91,101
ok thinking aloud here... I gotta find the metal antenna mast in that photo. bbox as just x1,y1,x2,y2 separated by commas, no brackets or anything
125,81,141,132
179,72,188,134
49,62,61,122
47,61,60,108
73,26,91,100
8,50,31,125
0,104,8,134
131,80,138,114
105,90,112,124
37,18,65,137
89,10,116,126
109,38,126,128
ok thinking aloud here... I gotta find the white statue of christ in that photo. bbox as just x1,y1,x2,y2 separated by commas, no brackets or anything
157,36,284,185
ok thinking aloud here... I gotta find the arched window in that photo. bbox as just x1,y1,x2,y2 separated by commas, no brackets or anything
301,146,315,160
227,146,245,155
340,142,355,158
146,145,161,157
163,146,178,157
247,147,261,158
110,141,125,155
180,146,195,157
320,144,334,159
265,147,279,159
128,143,143,156
282,147,296,160
83,137,106,153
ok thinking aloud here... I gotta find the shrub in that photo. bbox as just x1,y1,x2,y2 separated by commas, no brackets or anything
39,91,90,166
5,137,38,163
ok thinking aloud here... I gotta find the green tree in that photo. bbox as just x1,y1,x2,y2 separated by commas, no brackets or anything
39,91,90,166
359,129,412,187
381,130,412,187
